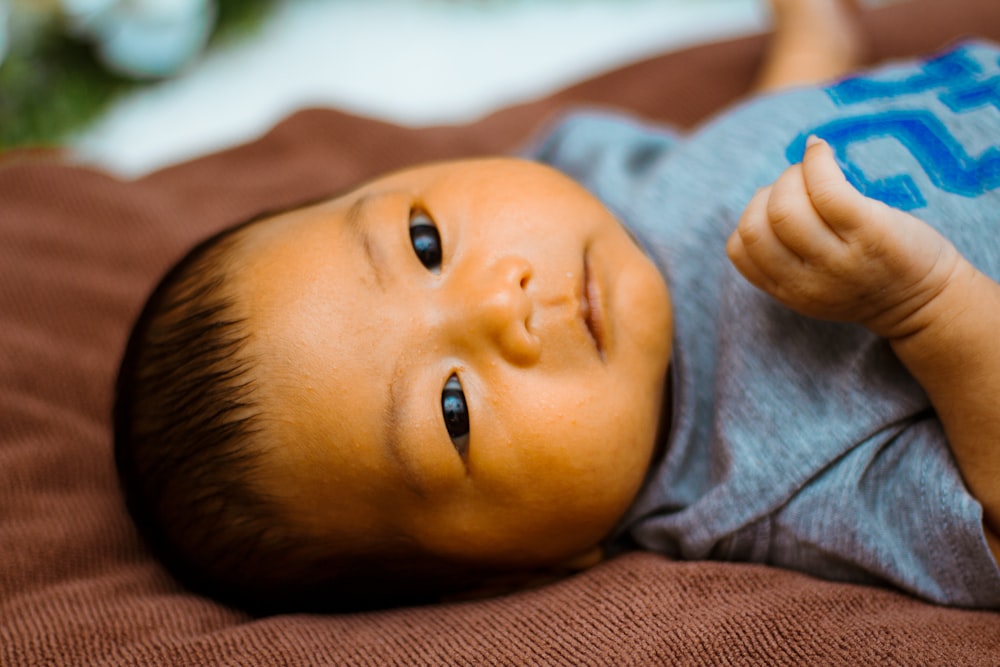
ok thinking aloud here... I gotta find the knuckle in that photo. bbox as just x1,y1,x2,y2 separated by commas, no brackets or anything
807,176,843,211
767,169,807,229
766,195,798,229
858,235,888,261
737,215,764,247
738,225,760,248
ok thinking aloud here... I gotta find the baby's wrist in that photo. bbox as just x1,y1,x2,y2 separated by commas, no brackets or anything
868,247,969,342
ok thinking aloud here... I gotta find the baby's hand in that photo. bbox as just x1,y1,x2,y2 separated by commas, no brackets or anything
726,136,962,340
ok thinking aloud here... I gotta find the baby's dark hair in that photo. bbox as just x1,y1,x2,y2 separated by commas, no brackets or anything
114,211,296,612
113,207,514,614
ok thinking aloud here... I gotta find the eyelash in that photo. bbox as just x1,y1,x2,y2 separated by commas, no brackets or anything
442,374,470,457
408,208,442,272
407,208,470,457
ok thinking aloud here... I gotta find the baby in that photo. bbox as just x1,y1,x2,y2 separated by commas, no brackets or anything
114,0,1000,613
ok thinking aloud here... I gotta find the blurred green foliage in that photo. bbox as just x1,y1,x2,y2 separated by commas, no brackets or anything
0,0,278,151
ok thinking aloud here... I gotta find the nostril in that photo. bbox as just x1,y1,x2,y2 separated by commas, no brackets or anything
520,275,529,289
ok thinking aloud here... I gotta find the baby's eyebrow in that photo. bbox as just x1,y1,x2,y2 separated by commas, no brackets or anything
345,190,426,496
384,367,427,498
345,192,386,291
345,192,373,229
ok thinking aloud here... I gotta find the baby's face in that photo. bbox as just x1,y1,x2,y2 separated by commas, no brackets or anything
235,158,672,570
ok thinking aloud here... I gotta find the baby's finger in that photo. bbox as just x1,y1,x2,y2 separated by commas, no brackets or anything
801,136,875,236
766,163,842,261
726,227,773,292
730,186,803,290
728,188,771,285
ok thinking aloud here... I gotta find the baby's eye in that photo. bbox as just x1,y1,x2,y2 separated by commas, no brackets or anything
409,209,442,272
441,374,470,457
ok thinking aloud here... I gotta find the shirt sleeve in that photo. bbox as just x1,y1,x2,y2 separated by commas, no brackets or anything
717,414,1000,608
524,109,680,223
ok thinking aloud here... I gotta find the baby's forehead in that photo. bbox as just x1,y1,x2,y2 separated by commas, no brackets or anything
228,177,407,266
232,195,347,257
237,157,574,245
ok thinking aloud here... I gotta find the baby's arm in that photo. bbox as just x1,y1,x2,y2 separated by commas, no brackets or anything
726,137,1000,560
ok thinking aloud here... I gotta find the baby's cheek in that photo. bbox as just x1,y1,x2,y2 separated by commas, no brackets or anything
619,259,672,359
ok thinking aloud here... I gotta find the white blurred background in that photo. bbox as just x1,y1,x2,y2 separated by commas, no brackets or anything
68,0,770,176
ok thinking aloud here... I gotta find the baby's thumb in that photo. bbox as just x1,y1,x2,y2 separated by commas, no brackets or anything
801,136,873,233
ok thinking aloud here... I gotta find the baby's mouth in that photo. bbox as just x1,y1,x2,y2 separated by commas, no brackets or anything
582,252,606,360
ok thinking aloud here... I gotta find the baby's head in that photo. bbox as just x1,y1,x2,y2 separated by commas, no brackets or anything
114,157,673,613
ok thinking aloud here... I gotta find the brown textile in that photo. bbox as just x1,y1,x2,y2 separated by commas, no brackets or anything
3,1,1000,664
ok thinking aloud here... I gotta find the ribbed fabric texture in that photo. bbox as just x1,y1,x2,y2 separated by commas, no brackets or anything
3,1,1000,663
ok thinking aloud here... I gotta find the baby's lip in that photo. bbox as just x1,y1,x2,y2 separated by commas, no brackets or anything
581,251,606,361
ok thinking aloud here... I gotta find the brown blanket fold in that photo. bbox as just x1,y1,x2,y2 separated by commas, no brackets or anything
3,0,1000,664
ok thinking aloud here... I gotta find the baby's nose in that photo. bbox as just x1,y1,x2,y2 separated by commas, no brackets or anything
453,255,540,365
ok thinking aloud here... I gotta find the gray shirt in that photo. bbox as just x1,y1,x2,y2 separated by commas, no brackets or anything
534,40,1000,608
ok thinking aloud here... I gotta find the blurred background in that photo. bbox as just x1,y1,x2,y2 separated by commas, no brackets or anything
0,0,797,176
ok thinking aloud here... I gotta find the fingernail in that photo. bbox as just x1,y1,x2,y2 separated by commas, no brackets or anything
806,135,823,148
